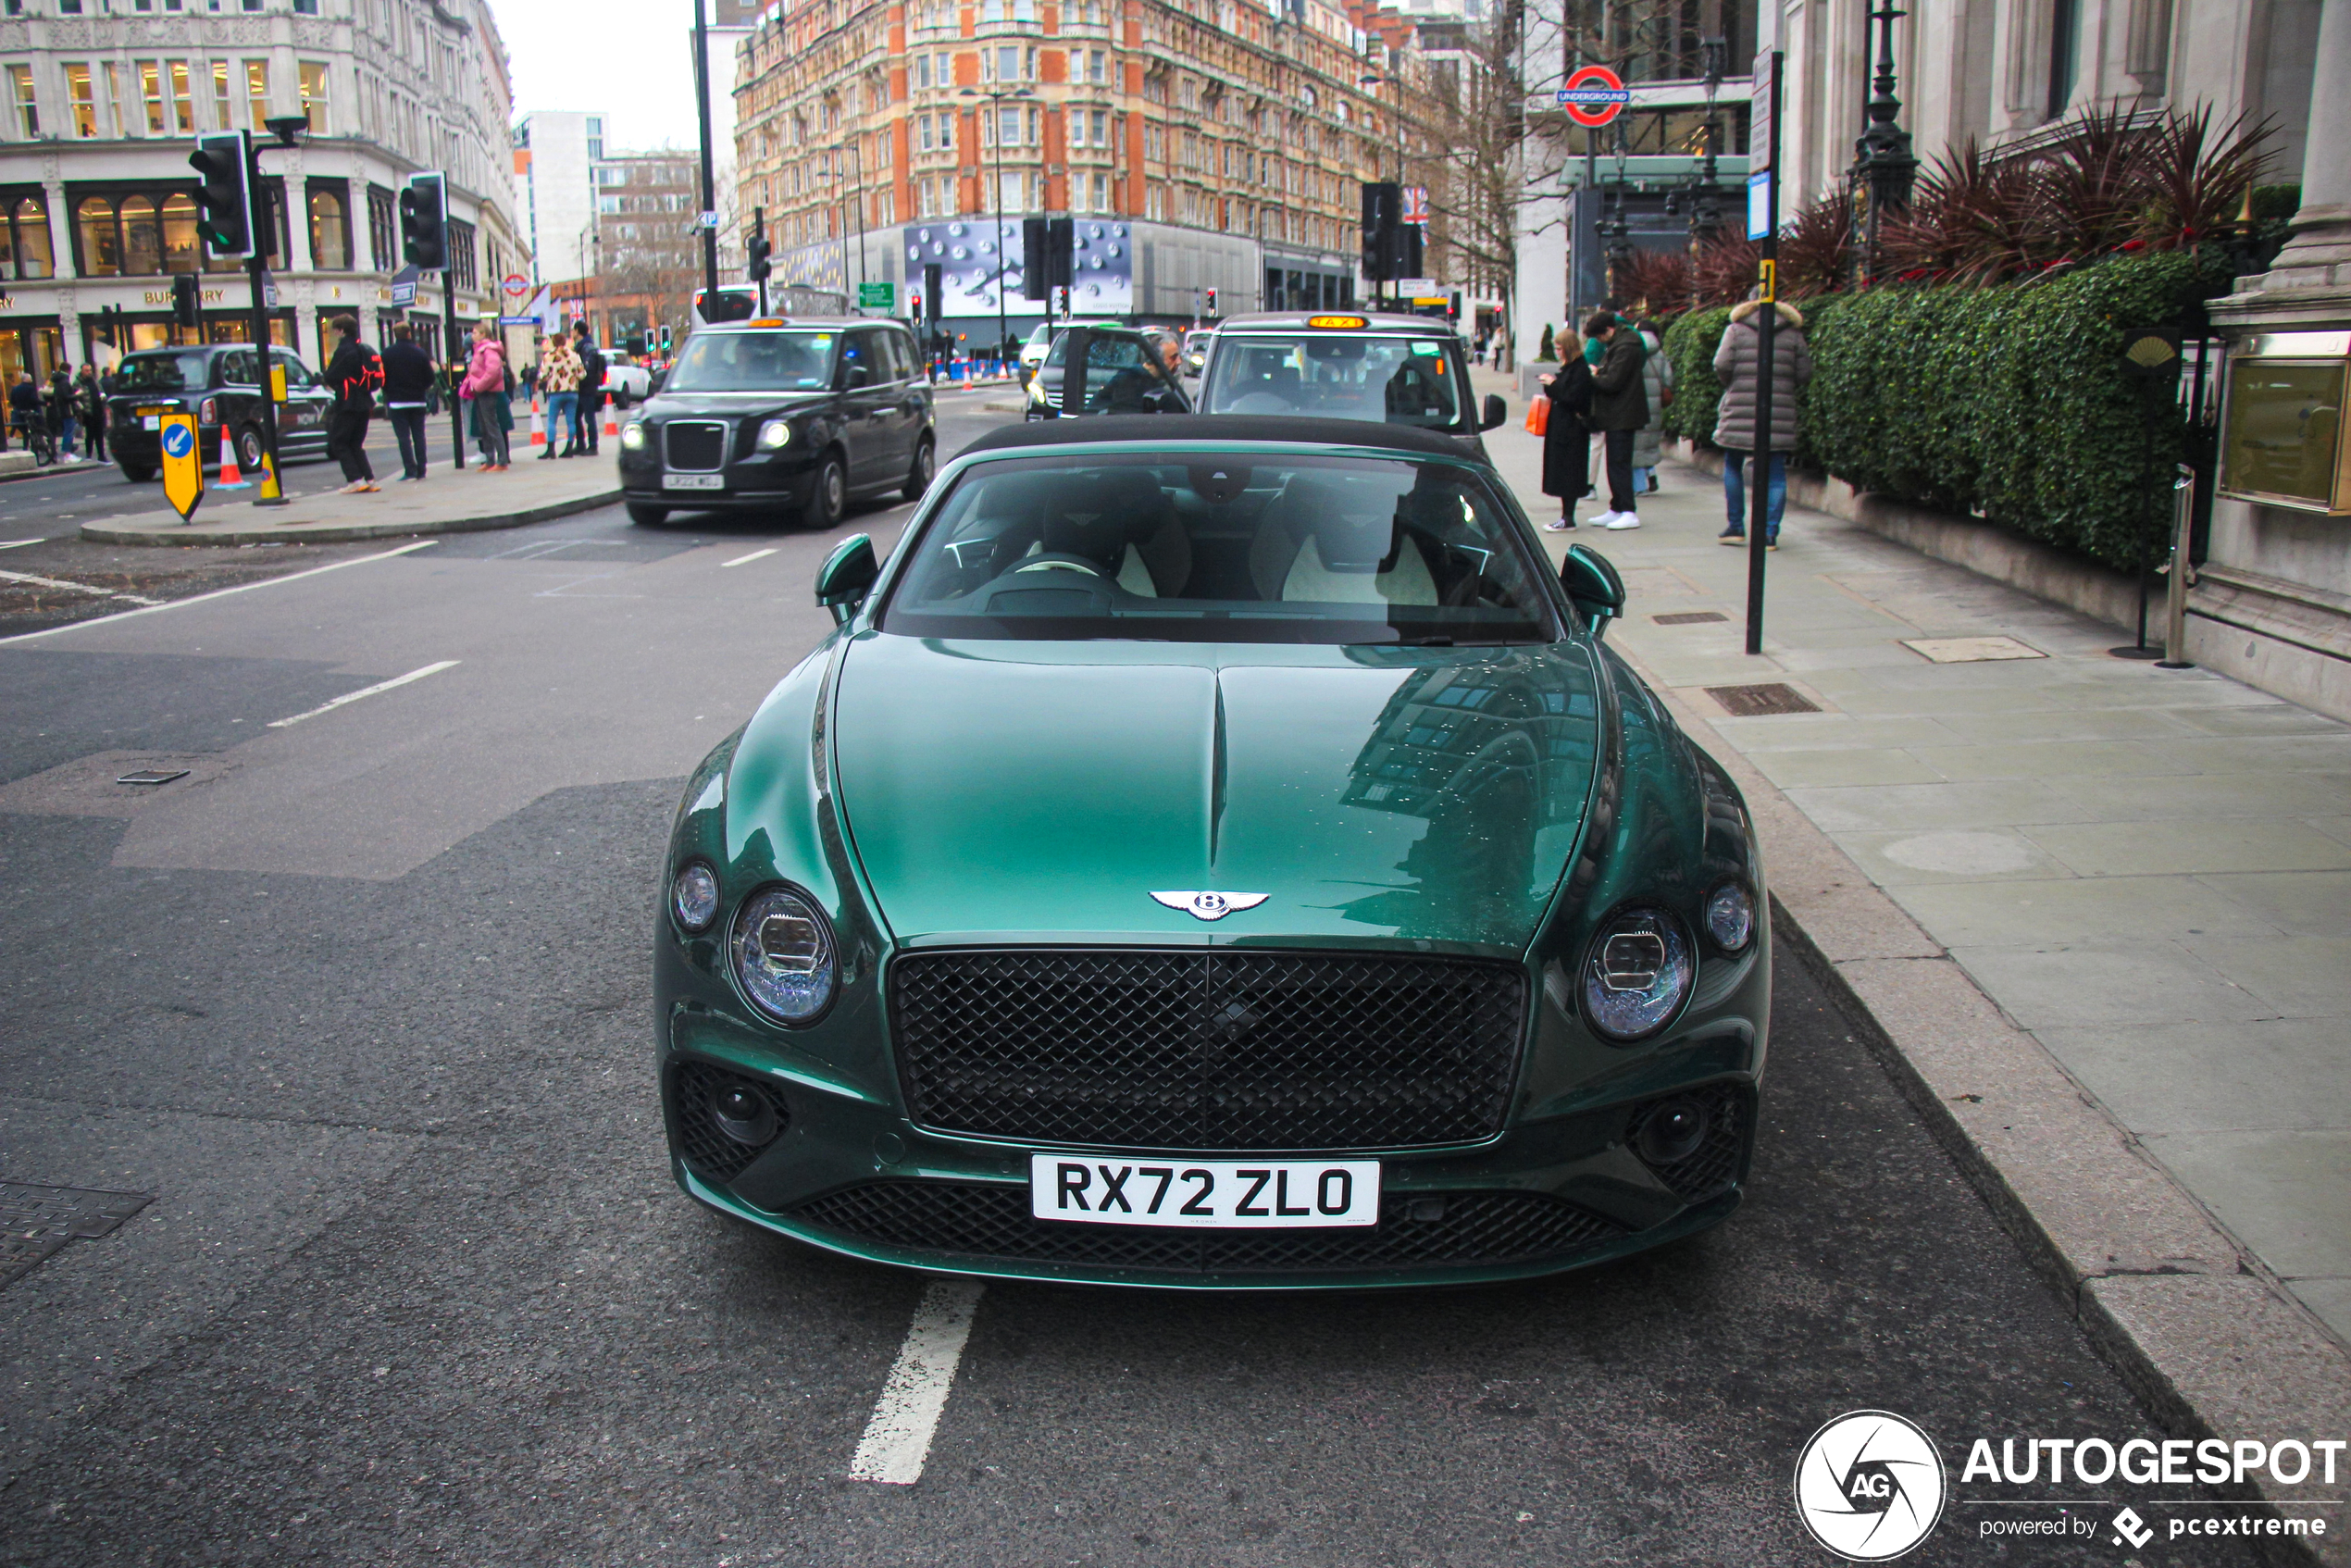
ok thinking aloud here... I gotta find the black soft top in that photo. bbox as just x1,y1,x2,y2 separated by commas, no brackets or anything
957,414,1480,462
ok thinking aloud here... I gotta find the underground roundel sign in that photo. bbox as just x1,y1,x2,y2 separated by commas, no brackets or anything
1556,65,1631,128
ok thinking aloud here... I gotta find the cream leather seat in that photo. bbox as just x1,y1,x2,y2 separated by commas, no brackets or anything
1254,479,1437,606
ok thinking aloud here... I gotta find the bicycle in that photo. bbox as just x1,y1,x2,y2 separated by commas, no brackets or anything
8,414,58,467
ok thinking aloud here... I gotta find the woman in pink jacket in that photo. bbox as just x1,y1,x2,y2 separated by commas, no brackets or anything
457,323,513,469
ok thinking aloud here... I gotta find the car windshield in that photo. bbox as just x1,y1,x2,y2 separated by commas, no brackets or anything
1200,334,1464,430
114,352,212,392
880,451,1559,645
664,330,838,392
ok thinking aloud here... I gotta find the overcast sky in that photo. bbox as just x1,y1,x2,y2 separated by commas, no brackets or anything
492,0,709,152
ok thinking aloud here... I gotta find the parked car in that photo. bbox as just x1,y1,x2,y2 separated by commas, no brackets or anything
1197,311,1509,461
105,343,336,482
1016,317,1121,386
1021,325,1192,419
1181,329,1213,378
655,415,1769,1288
616,317,935,529
601,350,653,407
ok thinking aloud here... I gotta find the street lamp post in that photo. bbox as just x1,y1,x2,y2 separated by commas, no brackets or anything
961,85,1031,367
1849,0,1918,285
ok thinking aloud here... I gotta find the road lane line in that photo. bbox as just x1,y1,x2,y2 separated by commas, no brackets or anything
0,539,41,550
0,539,439,645
267,660,459,728
0,568,165,606
848,1279,985,1486
720,548,777,567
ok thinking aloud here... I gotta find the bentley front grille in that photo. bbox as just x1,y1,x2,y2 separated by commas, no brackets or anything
889,949,1526,1151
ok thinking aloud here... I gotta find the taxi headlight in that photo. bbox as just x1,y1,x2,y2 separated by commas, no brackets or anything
619,420,647,450
1026,377,1048,404
729,884,837,1025
755,418,794,450
1581,907,1693,1042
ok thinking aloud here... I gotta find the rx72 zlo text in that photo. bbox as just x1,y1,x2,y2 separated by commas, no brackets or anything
1030,1156,1381,1228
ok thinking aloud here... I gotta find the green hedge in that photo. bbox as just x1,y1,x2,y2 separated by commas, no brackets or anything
1661,306,1731,442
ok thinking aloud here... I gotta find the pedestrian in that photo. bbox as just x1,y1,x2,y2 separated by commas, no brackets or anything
537,330,583,461
49,362,78,460
1584,311,1648,530
570,320,604,456
1712,293,1813,550
1536,325,1594,532
382,322,434,480
458,321,513,470
75,362,107,464
6,369,41,451
1630,314,1673,497
319,316,382,492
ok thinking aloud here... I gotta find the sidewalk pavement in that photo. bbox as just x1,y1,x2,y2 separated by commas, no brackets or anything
1483,417,2351,1549
81,454,620,547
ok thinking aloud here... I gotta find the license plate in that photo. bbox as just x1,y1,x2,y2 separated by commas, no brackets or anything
665,473,726,491
1029,1155,1380,1228
135,405,170,417
141,416,160,430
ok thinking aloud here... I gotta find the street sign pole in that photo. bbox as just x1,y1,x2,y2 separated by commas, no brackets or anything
445,276,466,469
692,0,722,307
246,247,285,506
1745,49,1783,656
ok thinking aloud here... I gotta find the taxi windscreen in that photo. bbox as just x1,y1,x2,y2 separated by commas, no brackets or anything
1200,334,1464,430
113,352,213,392
664,330,838,392
880,452,1559,645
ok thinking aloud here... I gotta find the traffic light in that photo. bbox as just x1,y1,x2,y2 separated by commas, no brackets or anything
923,262,942,322
1021,216,1074,301
658,324,673,356
189,131,254,257
170,272,202,328
746,208,771,283
1361,181,1400,281
399,171,447,271
1205,287,1217,315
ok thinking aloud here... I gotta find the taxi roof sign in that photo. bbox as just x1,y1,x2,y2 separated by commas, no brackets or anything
1306,315,1370,330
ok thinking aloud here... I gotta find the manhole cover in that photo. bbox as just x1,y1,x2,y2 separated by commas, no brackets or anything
1653,611,1729,626
1705,683,1822,717
1901,636,2046,664
0,1183,153,1289
115,768,191,787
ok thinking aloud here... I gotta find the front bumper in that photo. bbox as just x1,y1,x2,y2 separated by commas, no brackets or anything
661,1007,1760,1290
619,450,817,513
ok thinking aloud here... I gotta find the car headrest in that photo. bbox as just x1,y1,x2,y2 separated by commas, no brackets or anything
1269,478,1400,575
1039,475,1135,571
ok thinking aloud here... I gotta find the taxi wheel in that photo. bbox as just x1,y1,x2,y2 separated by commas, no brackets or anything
119,462,157,483
902,434,935,502
234,426,267,473
808,451,847,530
626,503,669,527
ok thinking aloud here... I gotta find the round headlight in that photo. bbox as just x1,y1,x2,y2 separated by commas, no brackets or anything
619,420,647,449
729,884,837,1024
671,861,719,932
755,417,793,450
1705,881,1755,952
1581,908,1694,1041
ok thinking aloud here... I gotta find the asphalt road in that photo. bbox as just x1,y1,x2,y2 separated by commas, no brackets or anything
0,398,2265,1566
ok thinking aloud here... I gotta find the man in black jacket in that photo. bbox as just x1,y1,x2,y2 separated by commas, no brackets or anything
1584,311,1648,530
322,315,380,492
570,321,604,456
382,322,434,479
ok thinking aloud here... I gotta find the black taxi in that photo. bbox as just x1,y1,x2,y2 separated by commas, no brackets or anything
1195,311,1507,461
616,317,935,528
107,343,337,482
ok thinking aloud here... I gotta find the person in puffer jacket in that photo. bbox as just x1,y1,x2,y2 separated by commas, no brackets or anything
1630,316,1673,494
1712,296,1812,548
457,323,514,469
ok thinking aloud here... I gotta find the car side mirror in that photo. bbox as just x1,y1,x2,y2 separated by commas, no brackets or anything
815,532,878,624
1480,392,1508,431
648,368,667,393
1561,541,1625,633
841,363,873,391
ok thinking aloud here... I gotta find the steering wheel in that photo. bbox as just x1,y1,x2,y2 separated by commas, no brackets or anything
1007,553,1112,578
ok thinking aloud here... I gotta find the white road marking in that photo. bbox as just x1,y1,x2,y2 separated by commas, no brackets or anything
848,1279,985,1486
267,659,459,728
720,547,777,567
0,539,439,645
0,539,43,550
0,568,164,606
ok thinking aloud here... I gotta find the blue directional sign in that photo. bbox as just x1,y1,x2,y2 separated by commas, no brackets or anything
162,422,195,460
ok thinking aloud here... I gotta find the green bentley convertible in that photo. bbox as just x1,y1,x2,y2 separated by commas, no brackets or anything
657,415,1768,1288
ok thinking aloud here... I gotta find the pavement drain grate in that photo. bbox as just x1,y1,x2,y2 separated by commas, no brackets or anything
0,1183,154,1290
1653,611,1729,626
114,768,190,787
1705,683,1822,717
1900,635,2047,664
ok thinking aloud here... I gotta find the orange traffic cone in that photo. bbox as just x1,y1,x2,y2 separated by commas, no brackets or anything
604,407,619,436
529,397,545,447
216,430,250,489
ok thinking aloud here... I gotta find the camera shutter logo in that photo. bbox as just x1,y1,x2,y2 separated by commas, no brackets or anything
1793,1411,1947,1561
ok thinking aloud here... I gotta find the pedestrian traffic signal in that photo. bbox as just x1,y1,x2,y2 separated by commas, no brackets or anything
170,272,202,328
1206,287,1217,315
399,171,447,272
658,324,673,355
745,230,771,284
189,131,254,257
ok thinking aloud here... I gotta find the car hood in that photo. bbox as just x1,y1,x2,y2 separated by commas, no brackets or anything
829,633,1601,951
644,390,832,417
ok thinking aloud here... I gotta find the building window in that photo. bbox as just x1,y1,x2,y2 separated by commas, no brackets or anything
104,61,126,137
245,59,270,131
294,0,319,12
1088,50,1106,84
1,194,55,280
6,66,36,139
66,64,99,137
308,185,348,268
298,62,329,133
212,61,233,130
77,195,121,274
1146,184,1163,220
367,182,393,268
119,194,165,271
138,60,168,133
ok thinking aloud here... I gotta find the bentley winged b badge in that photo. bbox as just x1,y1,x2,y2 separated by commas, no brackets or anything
1151,890,1270,921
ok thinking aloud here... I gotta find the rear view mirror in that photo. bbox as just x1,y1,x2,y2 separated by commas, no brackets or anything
815,532,878,624
1561,541,1625,633
1481,393,1508,431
